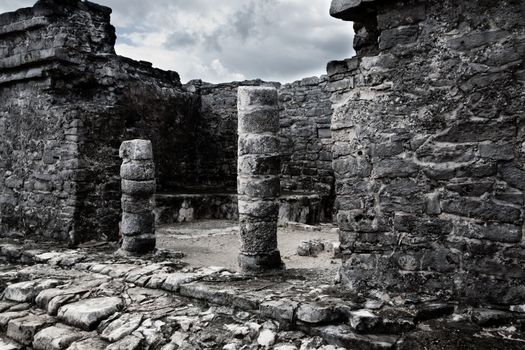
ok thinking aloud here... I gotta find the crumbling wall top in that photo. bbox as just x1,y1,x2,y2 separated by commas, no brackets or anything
330,0,378,21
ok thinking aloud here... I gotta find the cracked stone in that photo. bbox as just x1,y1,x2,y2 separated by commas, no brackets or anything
4,280,60,302
0,311,29,329
57,297,123,331
33,324,84,350
99,313,143,342
260,300,298,322
162,273,199,292
7,314,55,345
297,303,339,324
106,334,143,350
66,337,108,350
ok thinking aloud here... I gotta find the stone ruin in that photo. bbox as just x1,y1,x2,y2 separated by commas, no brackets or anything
0,0,524,348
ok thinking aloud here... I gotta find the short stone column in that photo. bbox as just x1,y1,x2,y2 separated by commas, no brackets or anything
119,139,156,254
237,86,284,273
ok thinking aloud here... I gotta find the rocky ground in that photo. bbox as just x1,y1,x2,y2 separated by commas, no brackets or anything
0,221,524,349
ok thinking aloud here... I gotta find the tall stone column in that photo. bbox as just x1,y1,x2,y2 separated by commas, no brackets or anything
237,86,284,273
119,139,156,254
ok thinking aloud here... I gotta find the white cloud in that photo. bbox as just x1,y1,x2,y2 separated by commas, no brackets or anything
1,0,354,83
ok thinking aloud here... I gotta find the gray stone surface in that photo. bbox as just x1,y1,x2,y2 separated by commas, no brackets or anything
328,0,525,305
32,324,84,350
119,139,156,254
7,314,55,345
4,280,60,303
237,86,283,273
99,313,142,342
57,297,123,331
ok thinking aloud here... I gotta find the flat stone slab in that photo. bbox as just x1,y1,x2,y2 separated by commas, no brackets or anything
7,314,55,345
66,337,108,350
33,324,84,350
99,313,143,342
57,297,123,331
0,311,29,329
0,336,21,350
4,280,60,302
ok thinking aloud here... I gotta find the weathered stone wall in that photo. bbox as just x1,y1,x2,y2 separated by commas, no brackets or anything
185,80,279,192
0,0,197,243
279,77,335,221
186,77,335,221
329,0,525,304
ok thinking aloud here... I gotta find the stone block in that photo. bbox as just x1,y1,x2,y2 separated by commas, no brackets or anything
121,196,153,214
238,176,280,199
120,161,155,181
57,297,123,331
377,5,426,30
121,234,156,254
99,313,143,343
238,109,280,134
238,134,280,155
7,314,55,345
32,324,83,350
372,158,419,178
121,180,155,196
4,280,60,303
237,86,278,110
379,25,419,50
120,212,154,236
238,154,280,176
238,250,284,272
259,300,298,322
297,303,340,324
455,221,522,243
239,221,278,253
119,139,153,160
238,200,279,221
441,197,521,223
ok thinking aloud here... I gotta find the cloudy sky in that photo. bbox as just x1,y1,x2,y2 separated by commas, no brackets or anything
1,0,354,83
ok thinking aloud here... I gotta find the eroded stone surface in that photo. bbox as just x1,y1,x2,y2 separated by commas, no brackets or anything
57,297,123,331
33,324,84,350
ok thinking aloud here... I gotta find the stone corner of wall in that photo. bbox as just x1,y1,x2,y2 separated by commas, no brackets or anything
330,0,378,21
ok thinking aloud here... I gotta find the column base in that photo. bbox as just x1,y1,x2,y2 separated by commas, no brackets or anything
119,234,156,255
238,250,285,275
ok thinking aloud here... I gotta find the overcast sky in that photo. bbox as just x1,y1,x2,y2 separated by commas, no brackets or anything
1,0,354,83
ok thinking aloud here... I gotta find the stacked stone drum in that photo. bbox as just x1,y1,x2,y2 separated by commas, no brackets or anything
237,87,284,273
119,140,156,254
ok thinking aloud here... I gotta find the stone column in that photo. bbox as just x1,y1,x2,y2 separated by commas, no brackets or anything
237,86,284,273
119,139,156,254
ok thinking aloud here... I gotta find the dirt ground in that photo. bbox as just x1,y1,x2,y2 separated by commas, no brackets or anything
156,220,340,274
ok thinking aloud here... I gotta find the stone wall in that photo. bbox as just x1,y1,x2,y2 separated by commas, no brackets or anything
185,80,279,192
0,0,197,243
329,0,525,304
280,77,335,221
186,77,335,221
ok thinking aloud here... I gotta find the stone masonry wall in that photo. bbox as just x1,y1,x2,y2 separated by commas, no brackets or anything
279,76,335,221
186,78,335,220
329,0,525,305
0,0,197,243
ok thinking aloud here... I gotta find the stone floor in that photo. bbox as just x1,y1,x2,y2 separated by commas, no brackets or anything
0,221,524,349
156,220,340,271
